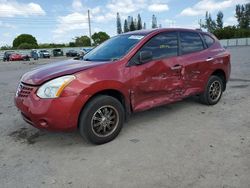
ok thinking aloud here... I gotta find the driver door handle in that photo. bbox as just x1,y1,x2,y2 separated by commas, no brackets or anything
206,57,214,62
171,65,182,70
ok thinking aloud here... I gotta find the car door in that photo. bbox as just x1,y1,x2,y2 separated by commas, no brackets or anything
177,31,207,96
129,32,184,112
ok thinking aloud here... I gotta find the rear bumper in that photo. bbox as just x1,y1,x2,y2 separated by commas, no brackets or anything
14,85,87,131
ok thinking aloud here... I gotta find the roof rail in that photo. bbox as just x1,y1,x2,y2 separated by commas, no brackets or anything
195,28,203,31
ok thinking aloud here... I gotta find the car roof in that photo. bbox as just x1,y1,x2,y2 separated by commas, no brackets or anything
120,28,206,36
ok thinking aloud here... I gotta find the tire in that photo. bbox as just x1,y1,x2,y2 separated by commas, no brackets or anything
200,75,224,105
79,95,125,144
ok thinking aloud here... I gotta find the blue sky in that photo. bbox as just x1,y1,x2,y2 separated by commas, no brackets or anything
0,0,248,46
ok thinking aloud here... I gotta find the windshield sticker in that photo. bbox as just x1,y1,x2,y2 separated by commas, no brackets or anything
128,35,144,40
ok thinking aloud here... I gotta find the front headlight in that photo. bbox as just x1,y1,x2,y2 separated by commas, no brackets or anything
37,75,76,99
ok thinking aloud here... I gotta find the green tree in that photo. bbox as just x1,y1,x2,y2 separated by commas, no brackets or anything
202,12,217,32
75,35,91,47
69,42,76,47
236,3,250,29
124,19,129,33
213,26,250,39
13,34,38,48
17,43,37,49
130,19,136,31
0,45,12,50
117,12,122,34
92,32,110,45
137,14,142,30
152,15,157,28
216,11,224,29
38,43,66,49
236,4,245,28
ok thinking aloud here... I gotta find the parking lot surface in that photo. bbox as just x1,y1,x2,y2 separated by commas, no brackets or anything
0,48,250,188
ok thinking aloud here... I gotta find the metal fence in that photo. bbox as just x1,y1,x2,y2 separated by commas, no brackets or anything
220,37,250,47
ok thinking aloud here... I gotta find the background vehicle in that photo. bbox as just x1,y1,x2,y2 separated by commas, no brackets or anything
30,50,39,60
21,53,30,61
66,50,78,57
75,47,94,60
9,53,24,61
52,49,63,57
39,50,50,58
15,28,231,144
3,51,15,61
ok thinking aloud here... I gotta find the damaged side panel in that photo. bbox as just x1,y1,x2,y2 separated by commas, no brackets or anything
129,57,185,112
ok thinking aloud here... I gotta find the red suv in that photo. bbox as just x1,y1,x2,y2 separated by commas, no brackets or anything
15,28,231,144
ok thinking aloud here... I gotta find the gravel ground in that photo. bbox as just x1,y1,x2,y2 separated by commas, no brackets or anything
0,48,249,188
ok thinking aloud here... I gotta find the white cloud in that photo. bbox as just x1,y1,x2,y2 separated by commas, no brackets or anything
0,20,16,29
0,0,46,17
53,0,170,39
72,0,83,12
174,21,200,29
106,0,146,14
164,19,176,27
3,32,11,37
148,3,169,12
180,0,248,16
53,12,89,35
224,16,237,26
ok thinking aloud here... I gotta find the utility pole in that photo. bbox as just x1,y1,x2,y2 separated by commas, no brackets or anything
88,9,92,46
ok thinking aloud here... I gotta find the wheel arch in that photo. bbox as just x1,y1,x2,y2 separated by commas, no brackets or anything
77,89,131,128
211,69,226,91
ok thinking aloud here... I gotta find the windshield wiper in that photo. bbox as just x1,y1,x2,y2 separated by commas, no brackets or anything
83,58,91,61
111,58,120,61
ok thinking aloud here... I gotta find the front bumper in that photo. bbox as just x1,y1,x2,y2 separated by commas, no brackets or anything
14,83,86,131
43,54,50,58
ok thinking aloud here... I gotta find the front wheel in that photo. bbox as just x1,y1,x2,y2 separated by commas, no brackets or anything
79,95,125,144
200,75,224,105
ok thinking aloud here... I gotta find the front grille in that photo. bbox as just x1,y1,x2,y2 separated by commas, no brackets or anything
16,83,33,98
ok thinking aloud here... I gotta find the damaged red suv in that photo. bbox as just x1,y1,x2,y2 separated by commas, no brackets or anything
15,28,231,144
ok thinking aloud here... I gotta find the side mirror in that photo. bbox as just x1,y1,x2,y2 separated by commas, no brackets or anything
138,51,153,64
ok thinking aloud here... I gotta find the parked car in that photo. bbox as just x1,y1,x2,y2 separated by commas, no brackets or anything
39,50,50,58
3,51,15,61
52,49,63,57
75,47,94,60
30,50,39,60
15,28,231,144
21,53,31,61
9,53,24,61
66,50,78,57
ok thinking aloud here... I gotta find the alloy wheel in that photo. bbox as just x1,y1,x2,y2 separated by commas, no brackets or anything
91,105,119,137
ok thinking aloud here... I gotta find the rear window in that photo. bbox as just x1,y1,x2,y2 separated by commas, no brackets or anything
180,32,204,55
202,34,215,48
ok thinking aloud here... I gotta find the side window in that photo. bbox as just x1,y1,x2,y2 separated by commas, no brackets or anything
202,34,215,48
134,32,178,62
180,32,204,55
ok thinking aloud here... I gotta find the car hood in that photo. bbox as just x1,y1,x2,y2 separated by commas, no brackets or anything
21,59,110,85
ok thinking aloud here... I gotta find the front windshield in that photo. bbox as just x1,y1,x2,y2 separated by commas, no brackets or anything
84,34,145,61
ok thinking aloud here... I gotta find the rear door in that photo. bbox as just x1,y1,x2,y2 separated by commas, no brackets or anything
177,31,207,96
129,32,183,111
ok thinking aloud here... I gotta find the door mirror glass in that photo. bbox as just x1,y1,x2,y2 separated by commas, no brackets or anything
139,51,153,64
